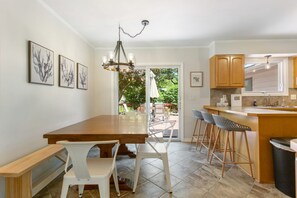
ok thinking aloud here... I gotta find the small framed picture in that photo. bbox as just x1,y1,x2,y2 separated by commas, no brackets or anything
190,71,203,87
29,41,54,85
59,55,75,88
77,63,88,90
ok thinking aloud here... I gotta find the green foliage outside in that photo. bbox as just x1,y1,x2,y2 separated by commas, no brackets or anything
118,68,178,113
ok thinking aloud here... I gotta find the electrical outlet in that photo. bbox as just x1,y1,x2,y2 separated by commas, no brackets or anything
290,94,297,100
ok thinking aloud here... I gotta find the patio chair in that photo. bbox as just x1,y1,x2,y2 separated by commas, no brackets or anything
155,103,165,115
57,140,120,198
123,103,129,112
133,120,176,193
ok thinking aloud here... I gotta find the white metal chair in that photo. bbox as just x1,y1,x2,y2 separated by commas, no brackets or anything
57,140,120,198
133,120,176,193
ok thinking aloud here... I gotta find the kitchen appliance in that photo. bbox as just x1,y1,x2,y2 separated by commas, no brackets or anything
231,94,242,107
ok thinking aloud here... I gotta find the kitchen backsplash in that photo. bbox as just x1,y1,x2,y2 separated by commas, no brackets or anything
210,88,297,107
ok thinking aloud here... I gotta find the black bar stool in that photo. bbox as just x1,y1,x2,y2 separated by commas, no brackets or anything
210,114,254,178
199,111,216,161
190,110,204,149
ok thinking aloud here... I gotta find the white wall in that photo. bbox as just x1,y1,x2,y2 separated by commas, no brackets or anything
211,40,297,55
0,0,96,196
96,47,210,141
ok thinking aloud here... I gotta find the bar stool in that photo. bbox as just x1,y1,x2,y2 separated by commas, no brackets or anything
210,114,253,178
190,110,204,149
199,111,216,161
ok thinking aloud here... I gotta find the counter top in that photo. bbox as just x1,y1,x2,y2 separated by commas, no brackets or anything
256,106,297,111
204,106,297,117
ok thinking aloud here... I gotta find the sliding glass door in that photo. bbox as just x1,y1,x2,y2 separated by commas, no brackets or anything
117,65,181,139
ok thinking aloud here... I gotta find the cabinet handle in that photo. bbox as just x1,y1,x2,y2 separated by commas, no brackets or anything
296,77,297,86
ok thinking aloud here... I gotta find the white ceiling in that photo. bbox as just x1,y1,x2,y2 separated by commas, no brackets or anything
40,0,297,48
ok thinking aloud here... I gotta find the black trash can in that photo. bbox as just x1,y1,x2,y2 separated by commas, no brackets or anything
270,137,296,198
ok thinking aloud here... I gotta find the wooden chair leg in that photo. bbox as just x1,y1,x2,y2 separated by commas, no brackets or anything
243,131,254,178
222,131,229,177
207,124,214,161
227,131,233,162
199,123,208,151
195,120,202,149
232,131,235,162
190,119,199,145
210,128,221,164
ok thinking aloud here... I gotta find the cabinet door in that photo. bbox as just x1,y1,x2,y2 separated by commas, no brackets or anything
215,56,230,87
229,55,244,87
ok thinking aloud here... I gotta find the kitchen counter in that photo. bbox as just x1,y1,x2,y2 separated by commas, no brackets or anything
256,106,297,112
204,106,297,117
203,106,297,183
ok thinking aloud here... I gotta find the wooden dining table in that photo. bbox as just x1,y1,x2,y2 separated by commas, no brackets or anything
43,115,148,157
43,115,148,190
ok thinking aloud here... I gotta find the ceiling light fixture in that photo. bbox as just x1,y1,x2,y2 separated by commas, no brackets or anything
265,55,271,69
102,20,149,72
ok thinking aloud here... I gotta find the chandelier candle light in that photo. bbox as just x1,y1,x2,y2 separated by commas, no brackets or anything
265,55,271,69
102,20,149,72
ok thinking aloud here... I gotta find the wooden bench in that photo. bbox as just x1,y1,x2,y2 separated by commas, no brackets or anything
0,144,65,198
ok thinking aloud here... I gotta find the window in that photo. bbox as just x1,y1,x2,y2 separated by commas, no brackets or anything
242,57,288,96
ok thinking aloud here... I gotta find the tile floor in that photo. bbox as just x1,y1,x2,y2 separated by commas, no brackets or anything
34,142,290,198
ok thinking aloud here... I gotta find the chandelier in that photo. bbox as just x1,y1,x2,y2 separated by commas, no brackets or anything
102,20,149,72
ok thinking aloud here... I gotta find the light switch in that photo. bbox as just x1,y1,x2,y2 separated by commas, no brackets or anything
290,94,297,100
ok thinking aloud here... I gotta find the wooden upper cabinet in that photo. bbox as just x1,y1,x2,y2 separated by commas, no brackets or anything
210,55,245,88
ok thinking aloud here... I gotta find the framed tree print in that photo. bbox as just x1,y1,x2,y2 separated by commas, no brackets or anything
77,63,88,90
59,55,75,88
190,71,203,87
29,41,54,85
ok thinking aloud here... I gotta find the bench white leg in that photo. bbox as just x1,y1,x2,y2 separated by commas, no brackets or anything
78,185,84,197
98,179,110,198
162,154,172,193
133,156,142,193
5,171,32,198
60,179,70,198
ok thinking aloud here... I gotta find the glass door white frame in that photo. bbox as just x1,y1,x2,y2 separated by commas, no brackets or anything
113,63,184,141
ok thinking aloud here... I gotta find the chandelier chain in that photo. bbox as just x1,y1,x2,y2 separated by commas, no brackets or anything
119,21,148,38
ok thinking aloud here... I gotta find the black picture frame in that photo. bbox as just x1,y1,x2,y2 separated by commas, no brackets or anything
190,71,203,87
59,55,75,88
29,41,54,85
77,63,88,90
